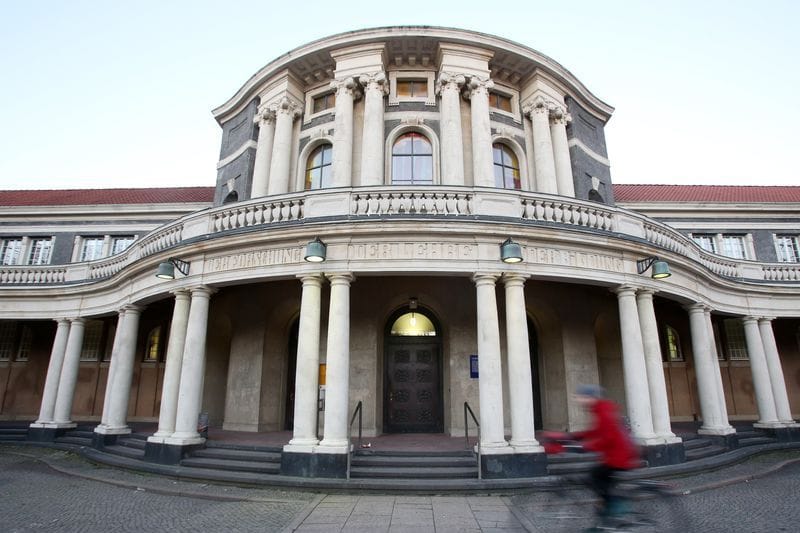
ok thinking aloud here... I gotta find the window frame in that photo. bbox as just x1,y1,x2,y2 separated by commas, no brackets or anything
111,236,135,256
388,71,436,107
662,324,684,362
304,84,337,123
390,132,434,186
304,143,334,190
774,234,800,263
492,142,522,190
692,233,717,253
720,234,748,259
27,237,54,265
1,237,23,266
721,318,749,361
80,237,105,262
384,124,440,185
487,85,521,123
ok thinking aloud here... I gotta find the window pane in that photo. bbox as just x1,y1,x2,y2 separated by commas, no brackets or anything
721,235,746,259
308,147,323,168
413,156,433,184
81,238,104,261
724,319,749,360
305,167,320,190
693,234,716,253
1,239,22,265
412,134,432,155
28,238,53,265
412,80,427,97
506,167,521,189
396,81,412,97
0,322,16,360
112,236,134,255
493,164,505,188
16,325,32,361
320,165,332,189
321,144,332,165
776,235,800,262
145,326,161,361
393,135,414,155
392,156,413,184
81,320,103,361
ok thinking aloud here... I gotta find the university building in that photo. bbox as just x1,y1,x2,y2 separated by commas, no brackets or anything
1,27,798,480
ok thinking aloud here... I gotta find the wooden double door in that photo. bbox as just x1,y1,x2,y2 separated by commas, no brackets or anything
384,338,443,433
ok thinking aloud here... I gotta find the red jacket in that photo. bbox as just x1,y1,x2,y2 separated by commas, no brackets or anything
574,399,640,470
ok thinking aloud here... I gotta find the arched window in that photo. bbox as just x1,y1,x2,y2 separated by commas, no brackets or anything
389,311,437,337
391,133,433,185
663,325,684,362
493,143,520,189
145,326,162,361
223,191,238,204
305,144,333,190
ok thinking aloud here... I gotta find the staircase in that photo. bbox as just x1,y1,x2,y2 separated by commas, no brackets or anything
0,422,29,442
349,449,478,480
179,442,282,475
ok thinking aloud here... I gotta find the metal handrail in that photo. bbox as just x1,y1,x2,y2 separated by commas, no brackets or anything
464,401,482,480
346,400,363,480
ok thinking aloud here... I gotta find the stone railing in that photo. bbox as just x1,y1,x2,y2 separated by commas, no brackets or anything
1,186,799,285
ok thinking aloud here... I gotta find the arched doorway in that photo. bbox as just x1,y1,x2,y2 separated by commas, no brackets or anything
383,305,443,433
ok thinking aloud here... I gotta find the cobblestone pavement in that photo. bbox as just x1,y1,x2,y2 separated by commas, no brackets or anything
2,445,799,532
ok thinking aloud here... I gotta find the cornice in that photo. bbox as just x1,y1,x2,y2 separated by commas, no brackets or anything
211,26,614,125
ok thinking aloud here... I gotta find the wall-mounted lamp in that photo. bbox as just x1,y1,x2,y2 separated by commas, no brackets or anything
155,258,190,280
500,238,523,264
304,237,327,263
637,256,671,279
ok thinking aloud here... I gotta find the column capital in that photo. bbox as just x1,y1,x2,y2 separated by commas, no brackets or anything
326,272,354,285
69,317,86,325
330,77,362,99
53,317,70,325
683,302,709,314
462,76,494,99
121,304,144,315
758,316,776,323
358,71,388,95
170,288,191,299
435,71,466,95
188,285,218,298
502,273,529,287
472,272,501,285
253,104,276,126
549,107,572,126
273,96,302,119
742,315,760,325
635,288,656,298
297,273,325,286
612,284,640,297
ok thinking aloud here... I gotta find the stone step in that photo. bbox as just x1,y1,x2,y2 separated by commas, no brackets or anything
737,436,776,447
104,444,145,460
546,451,600,464
353,449,475,458
65,430,95,439
0,434,27,441
0,428,28,435
685,444,727,461
190,447,281,463
350,454,476,468
117,437,146,450
736,430,767,439
54,436,93,447
348,465,478,479
547,460,599,475
205,441,283,454
682,437,713,450
180,457,280,475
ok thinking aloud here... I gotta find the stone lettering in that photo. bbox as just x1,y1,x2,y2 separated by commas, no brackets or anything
207,247,302,272
525,246,623,272
346,242,476,261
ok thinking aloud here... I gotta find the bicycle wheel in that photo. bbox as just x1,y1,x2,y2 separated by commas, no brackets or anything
615,481,692,532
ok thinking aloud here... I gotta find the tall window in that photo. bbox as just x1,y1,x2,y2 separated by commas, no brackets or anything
723,319,749,360
16,325,32,361
1,238,22,265
692,234,716,253
81,320,104,361
391,133,433,185
304,144,333,190
775,235,800,262
721,235,747,259
0,322,16,361
28,238,53,265
664,325,684,362
80,237,105,261
111,236,135,255
145,326,162,361
492,143,521,189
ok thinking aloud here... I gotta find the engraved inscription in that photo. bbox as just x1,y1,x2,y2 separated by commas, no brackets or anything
526,247,624,272
207,248,303,272
348,242,475,261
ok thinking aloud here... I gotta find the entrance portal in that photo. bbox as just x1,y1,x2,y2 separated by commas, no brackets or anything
384,307,443,433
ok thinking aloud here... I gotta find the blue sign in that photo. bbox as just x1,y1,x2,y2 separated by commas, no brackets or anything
470,354,479,378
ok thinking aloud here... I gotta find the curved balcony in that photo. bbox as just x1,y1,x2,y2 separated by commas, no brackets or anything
1,186,799,287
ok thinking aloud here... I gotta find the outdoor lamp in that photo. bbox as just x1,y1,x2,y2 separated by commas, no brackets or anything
304,237,327,263
637,256,671,279
155,258,190,280
500,238,523,264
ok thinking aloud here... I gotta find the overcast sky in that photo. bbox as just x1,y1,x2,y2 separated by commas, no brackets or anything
1,0,797,190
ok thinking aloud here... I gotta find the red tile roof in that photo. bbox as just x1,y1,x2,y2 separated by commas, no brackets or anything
613,184,800,203
0,187,215,206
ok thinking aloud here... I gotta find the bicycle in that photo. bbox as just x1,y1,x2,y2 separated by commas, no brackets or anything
514,434,691,532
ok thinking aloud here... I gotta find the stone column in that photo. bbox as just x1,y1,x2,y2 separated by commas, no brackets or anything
150,290,191,440
101,305,143,433
436,72,466,185
614,287,657,442
267,97,301,195
503,274,541,451
465,77,495,188
286,274,324,450
742,317,780,426
98,310,126,427
549,107,575,197
359,73,388,186
687,304,727,433
330,78,359,188
526,98,558,194
318,273,354,452
758,318,795,424
251,105,276,198
32,319,71,425
52,318,86,425
167,286,215,444
636,290,677,442
705,310,733,430
472,273,509,451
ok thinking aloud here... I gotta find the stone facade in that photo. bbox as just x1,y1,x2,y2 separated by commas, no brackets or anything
1,27,799,479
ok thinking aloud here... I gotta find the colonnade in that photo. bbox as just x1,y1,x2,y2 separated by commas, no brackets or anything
248,71,575,198
30,278,796,464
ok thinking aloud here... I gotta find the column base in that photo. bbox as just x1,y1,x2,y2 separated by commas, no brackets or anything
480,452,547,478
698,425,736,436
753,421,784,429
144,440,203,465
27,424,74,442
759,425,800,443
280,451,348,478
640,442,685,467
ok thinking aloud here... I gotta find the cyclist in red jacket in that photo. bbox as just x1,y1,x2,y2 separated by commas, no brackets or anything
571,384,640,522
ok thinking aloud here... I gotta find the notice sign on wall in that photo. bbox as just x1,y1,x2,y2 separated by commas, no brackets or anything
470,355,479,379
